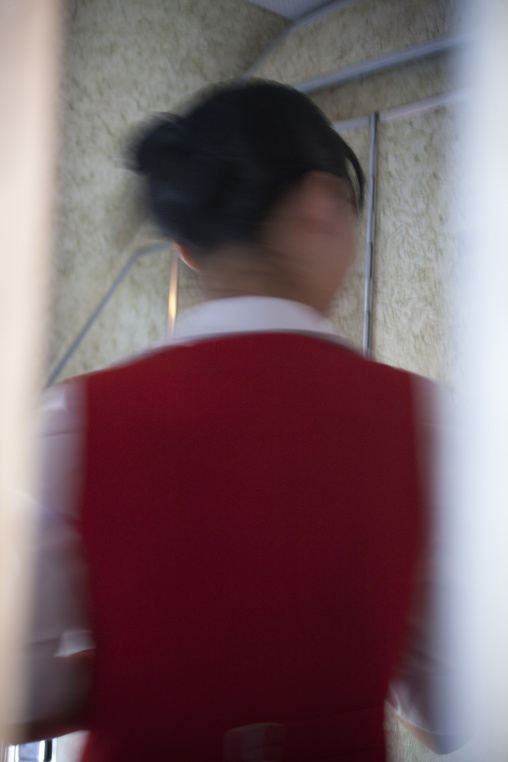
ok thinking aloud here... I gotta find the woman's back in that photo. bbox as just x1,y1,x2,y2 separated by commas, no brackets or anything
78,331,424,762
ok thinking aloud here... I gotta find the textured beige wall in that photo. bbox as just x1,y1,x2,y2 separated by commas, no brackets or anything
256,0,463,84
312,55,455,124
373,104,463,383
48,0,285,381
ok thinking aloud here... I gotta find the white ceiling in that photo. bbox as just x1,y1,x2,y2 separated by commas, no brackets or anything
244,0,332,20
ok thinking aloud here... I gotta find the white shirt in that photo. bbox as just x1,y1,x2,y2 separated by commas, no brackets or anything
24,297,464,750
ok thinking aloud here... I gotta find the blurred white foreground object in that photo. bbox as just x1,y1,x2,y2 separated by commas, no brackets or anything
0,0,61,747
453,0,508,758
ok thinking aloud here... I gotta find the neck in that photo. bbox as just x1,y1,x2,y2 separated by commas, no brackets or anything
195,248,328,315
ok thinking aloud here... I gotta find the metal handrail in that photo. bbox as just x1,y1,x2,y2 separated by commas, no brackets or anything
45,242,170,387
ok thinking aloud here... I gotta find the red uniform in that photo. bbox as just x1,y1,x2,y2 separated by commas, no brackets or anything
76,331,424,762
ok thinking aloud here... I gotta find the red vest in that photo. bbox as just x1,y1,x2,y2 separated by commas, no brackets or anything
78,333,424,762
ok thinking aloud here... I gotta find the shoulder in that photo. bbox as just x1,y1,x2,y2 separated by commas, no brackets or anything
38,380,86,522
39,379,85,437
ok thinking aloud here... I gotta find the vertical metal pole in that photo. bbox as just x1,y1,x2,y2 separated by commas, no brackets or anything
168,249,179,338
362,112,379,357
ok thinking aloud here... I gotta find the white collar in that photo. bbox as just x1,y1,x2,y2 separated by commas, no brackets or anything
172,297,334,340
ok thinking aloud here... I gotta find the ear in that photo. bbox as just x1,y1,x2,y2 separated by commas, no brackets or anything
292,172,353,232
173,242,201,272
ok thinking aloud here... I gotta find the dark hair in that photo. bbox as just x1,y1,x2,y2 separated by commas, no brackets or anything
130,80,364,253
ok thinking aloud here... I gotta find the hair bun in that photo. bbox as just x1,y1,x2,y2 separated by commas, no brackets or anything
132,114,191,174
126,81,365,250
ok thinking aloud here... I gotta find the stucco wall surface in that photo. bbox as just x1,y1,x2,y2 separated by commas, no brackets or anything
49,0,285,381
255,0,465,85
311,56,455,124
373,104,463,384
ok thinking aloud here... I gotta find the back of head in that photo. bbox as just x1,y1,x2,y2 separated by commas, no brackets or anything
130,80,364,254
